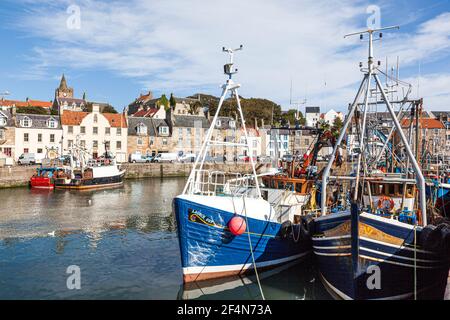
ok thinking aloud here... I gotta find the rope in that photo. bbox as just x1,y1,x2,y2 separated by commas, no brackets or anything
414,223,417,300
242,196,265,300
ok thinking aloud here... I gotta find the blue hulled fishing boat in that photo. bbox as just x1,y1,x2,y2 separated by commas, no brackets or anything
312,26,450,300
174,46,311,283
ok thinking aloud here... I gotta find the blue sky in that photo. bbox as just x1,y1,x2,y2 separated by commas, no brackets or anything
0,0,449,112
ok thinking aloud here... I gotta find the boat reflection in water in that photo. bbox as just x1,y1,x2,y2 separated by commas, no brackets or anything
178,258,331,300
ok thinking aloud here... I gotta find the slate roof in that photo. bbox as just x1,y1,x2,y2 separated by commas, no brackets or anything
127,117,170,136
215,116,236,130
16,114,61,129
0,109,14,126
305,106,320,114
172,115,210,128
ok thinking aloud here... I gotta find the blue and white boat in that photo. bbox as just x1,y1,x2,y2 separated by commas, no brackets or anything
312,26,450,300
173,46,311,283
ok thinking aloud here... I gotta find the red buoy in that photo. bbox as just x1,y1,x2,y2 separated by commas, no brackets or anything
228,216,246,235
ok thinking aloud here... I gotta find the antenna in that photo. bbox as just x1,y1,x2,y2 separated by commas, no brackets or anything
222,45,243,79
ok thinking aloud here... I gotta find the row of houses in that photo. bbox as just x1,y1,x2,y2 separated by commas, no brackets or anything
1,75,449,165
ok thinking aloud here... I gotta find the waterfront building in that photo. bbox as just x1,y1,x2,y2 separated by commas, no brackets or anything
0,109,16,164
305,106,320,127
60,104,128,162
238,127,261,158
127,117,171,157
265,128,290,158
400,117,447,156
320,109,343,125
170,114,209,156
210,116,238,159
14,113,62,160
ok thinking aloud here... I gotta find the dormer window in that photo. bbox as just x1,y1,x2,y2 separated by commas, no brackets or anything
216,120,221,127
159,126,169,135
136,123,148,135
229,120,235,128
0,117,6,126
21,117,32,128
47,118,57,128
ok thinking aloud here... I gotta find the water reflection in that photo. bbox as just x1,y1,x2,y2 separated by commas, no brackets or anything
179,258,331,300
0,178,184,242
0,178,331,299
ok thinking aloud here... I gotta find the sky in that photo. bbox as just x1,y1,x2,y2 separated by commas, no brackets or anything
0,0,449,113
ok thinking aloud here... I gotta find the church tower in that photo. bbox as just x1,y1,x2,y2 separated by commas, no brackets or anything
55,74,74,99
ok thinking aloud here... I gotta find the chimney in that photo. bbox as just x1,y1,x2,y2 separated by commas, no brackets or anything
255,118,258,130
92,104,100,113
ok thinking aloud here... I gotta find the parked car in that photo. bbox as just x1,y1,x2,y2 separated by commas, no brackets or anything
129,153,153,163
18,153,44,165
257,155,272,163
153,153,178,163
281,154,294,162
178,153,196,163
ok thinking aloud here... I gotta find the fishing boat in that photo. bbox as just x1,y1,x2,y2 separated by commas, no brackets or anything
173,46,311,283
312,26,450,300
54,142,125,190
30,167,58,189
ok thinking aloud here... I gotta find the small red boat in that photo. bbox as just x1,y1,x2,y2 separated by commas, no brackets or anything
30,167,58,189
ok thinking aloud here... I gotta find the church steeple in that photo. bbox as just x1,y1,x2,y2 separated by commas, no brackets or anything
59,74,68,90
55,73,74,99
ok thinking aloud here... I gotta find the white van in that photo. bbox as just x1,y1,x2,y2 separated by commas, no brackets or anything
18,153,46,165
153,153,178,163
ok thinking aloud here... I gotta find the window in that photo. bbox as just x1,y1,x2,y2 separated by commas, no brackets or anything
68,140,73,148
3,147,11,157
159,126,169,135
434,129,439,135
137,137,143,146
93,127,98,135
24,133,29,142
149,138,154,146
80,126,86,134
21,117,31,127
50,134,55,143
0,117,6,126
136,123,147,135
116,141,122,149
68,126,73,134
229,120,235,128
105,141,110,149
253,140,257,148
94,114,98,123
47,119,57,128
117,128,122,136
24,148,29,153
38,134,42,142
187,128,191,135
37,148,43,154
105,127,110,135
163,138,168,145
0,129,3,140
93,140,98,148
80,140,86,148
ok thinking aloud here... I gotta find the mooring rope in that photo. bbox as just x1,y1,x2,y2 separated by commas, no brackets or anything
242,196,265,300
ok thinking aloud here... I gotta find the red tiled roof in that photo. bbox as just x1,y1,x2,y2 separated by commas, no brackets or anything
132,108,158,117
0,99,52,108
61,110,127,128
401,118,445,129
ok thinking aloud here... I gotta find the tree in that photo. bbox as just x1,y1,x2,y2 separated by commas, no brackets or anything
169,93,176,108
102,105,118,114
281,109,306,127
332,116,343,131
187,101,202,115
317,119,330,131
158,94,169,111
16,106,48,115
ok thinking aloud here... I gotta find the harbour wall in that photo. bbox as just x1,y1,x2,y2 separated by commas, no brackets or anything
0,163,271,188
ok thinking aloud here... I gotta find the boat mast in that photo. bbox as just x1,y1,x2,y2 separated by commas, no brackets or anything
320,26,427,224
182,46,262,198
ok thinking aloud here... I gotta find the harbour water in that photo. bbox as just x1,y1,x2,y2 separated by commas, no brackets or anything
0,177,330,300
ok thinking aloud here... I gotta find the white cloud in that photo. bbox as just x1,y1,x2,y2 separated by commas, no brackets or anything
10,0,450,110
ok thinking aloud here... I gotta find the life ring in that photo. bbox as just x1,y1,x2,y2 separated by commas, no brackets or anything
377,196,395,211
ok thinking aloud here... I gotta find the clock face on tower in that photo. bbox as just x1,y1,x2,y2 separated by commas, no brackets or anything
63,93,67,97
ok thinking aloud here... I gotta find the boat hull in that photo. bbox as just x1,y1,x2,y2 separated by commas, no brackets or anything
313,211,449,299
54,172,125,190
174,196,311,283
30,176,54,189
